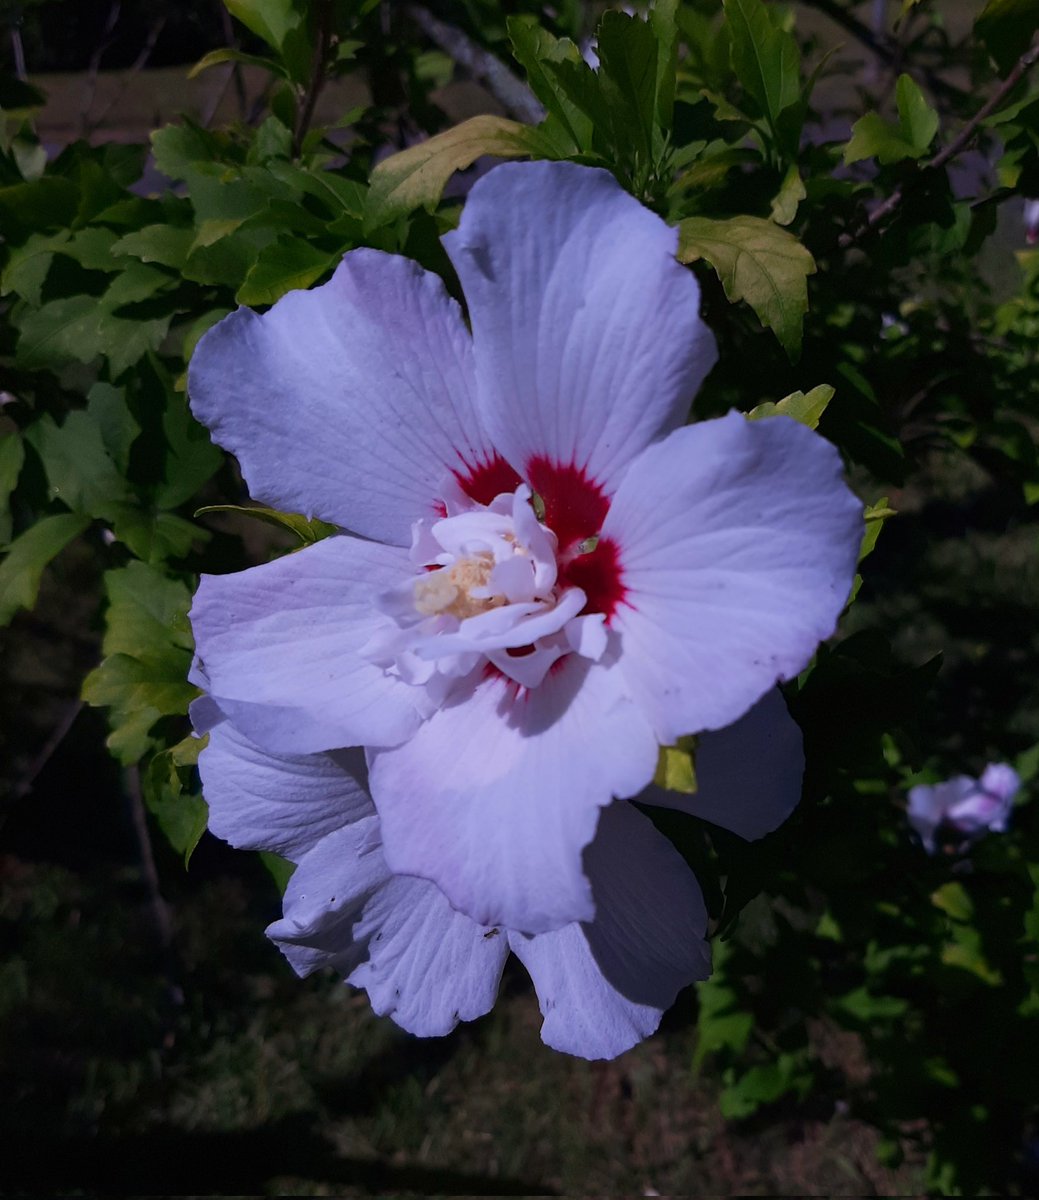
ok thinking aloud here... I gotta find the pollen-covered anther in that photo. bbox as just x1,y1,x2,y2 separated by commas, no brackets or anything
413,553,507,620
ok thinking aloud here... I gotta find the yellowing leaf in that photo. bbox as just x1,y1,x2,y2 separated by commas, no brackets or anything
653,735,698,794
748,383,833,428
677,214,815,358
366,115,548,226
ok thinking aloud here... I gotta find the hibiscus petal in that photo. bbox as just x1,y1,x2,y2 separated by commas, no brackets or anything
606,412,863,744
188,249,496,545
444,161,717,499
369,653,659,934
191,535,427,754
199,719,371,861
509,801,710,1060
641,689,804,841
267,819,509,1036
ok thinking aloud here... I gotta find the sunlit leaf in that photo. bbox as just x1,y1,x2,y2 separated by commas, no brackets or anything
747,383,833,428
677,214,815,357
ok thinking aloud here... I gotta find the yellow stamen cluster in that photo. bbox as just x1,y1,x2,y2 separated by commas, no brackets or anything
413,553,507,620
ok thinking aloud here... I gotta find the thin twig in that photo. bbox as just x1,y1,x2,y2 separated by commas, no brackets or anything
86,15,167,136
79,0,122,137
838,37,1039,250
10,27,27,81
292,0,335,157
11,699,83,803
801,0,966,105
125,764,174,950
406,5,545,125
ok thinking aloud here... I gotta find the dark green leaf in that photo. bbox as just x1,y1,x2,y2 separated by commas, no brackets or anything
236,236,336,306
724,0,801,144
976,0,1039,75
0,513,90,626
507,16,593,151
143,734,209,866
597,12,659,163
0,433,24,545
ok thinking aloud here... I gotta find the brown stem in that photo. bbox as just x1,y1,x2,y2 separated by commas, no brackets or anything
405,5,545,125
11,699,83,803
801,0,967,105
838,37,1039,250
292,0,335,158
86,14,166,136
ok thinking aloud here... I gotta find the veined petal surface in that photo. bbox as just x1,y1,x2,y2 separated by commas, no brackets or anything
368,654,658,935
509,801,710,1060
444,161,717,497
606,413,863,744
267,819,509,1036
190,535,426,754
200,718,372,861
642,688,804,841
188,249,495,545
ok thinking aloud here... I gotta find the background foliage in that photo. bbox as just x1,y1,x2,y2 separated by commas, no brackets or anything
2,0,1038,1192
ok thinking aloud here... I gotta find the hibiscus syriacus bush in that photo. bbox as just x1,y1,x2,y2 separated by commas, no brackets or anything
187,160,864,1056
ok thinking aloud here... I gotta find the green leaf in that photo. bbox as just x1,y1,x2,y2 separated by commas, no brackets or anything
719,1054,812,1119
844,74,938,165
769,164,805,225
1,231,67,304
25,411,130,517
14,295,101,370
694,940,753,1068
859,497,896,562
747,383,833,428
724,0,801,145
87,383,140,474
0,433,25,545
259,851,296,894
976,0,1039,76
143,733,208,864
835,986,909,1022
83,652,195,763
650,0,680,131
83,562,197,763
366,115,547,226
235,236,336,306
895,73,939,156
507,16,593,151
677,214,815,358
153,383,224,511
188,46,287,79
223,0,304,54
652,735,698,794
0,513,90,626
112,225,195,270
194,503,338,544
99,560,195,659
597,12,659,164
